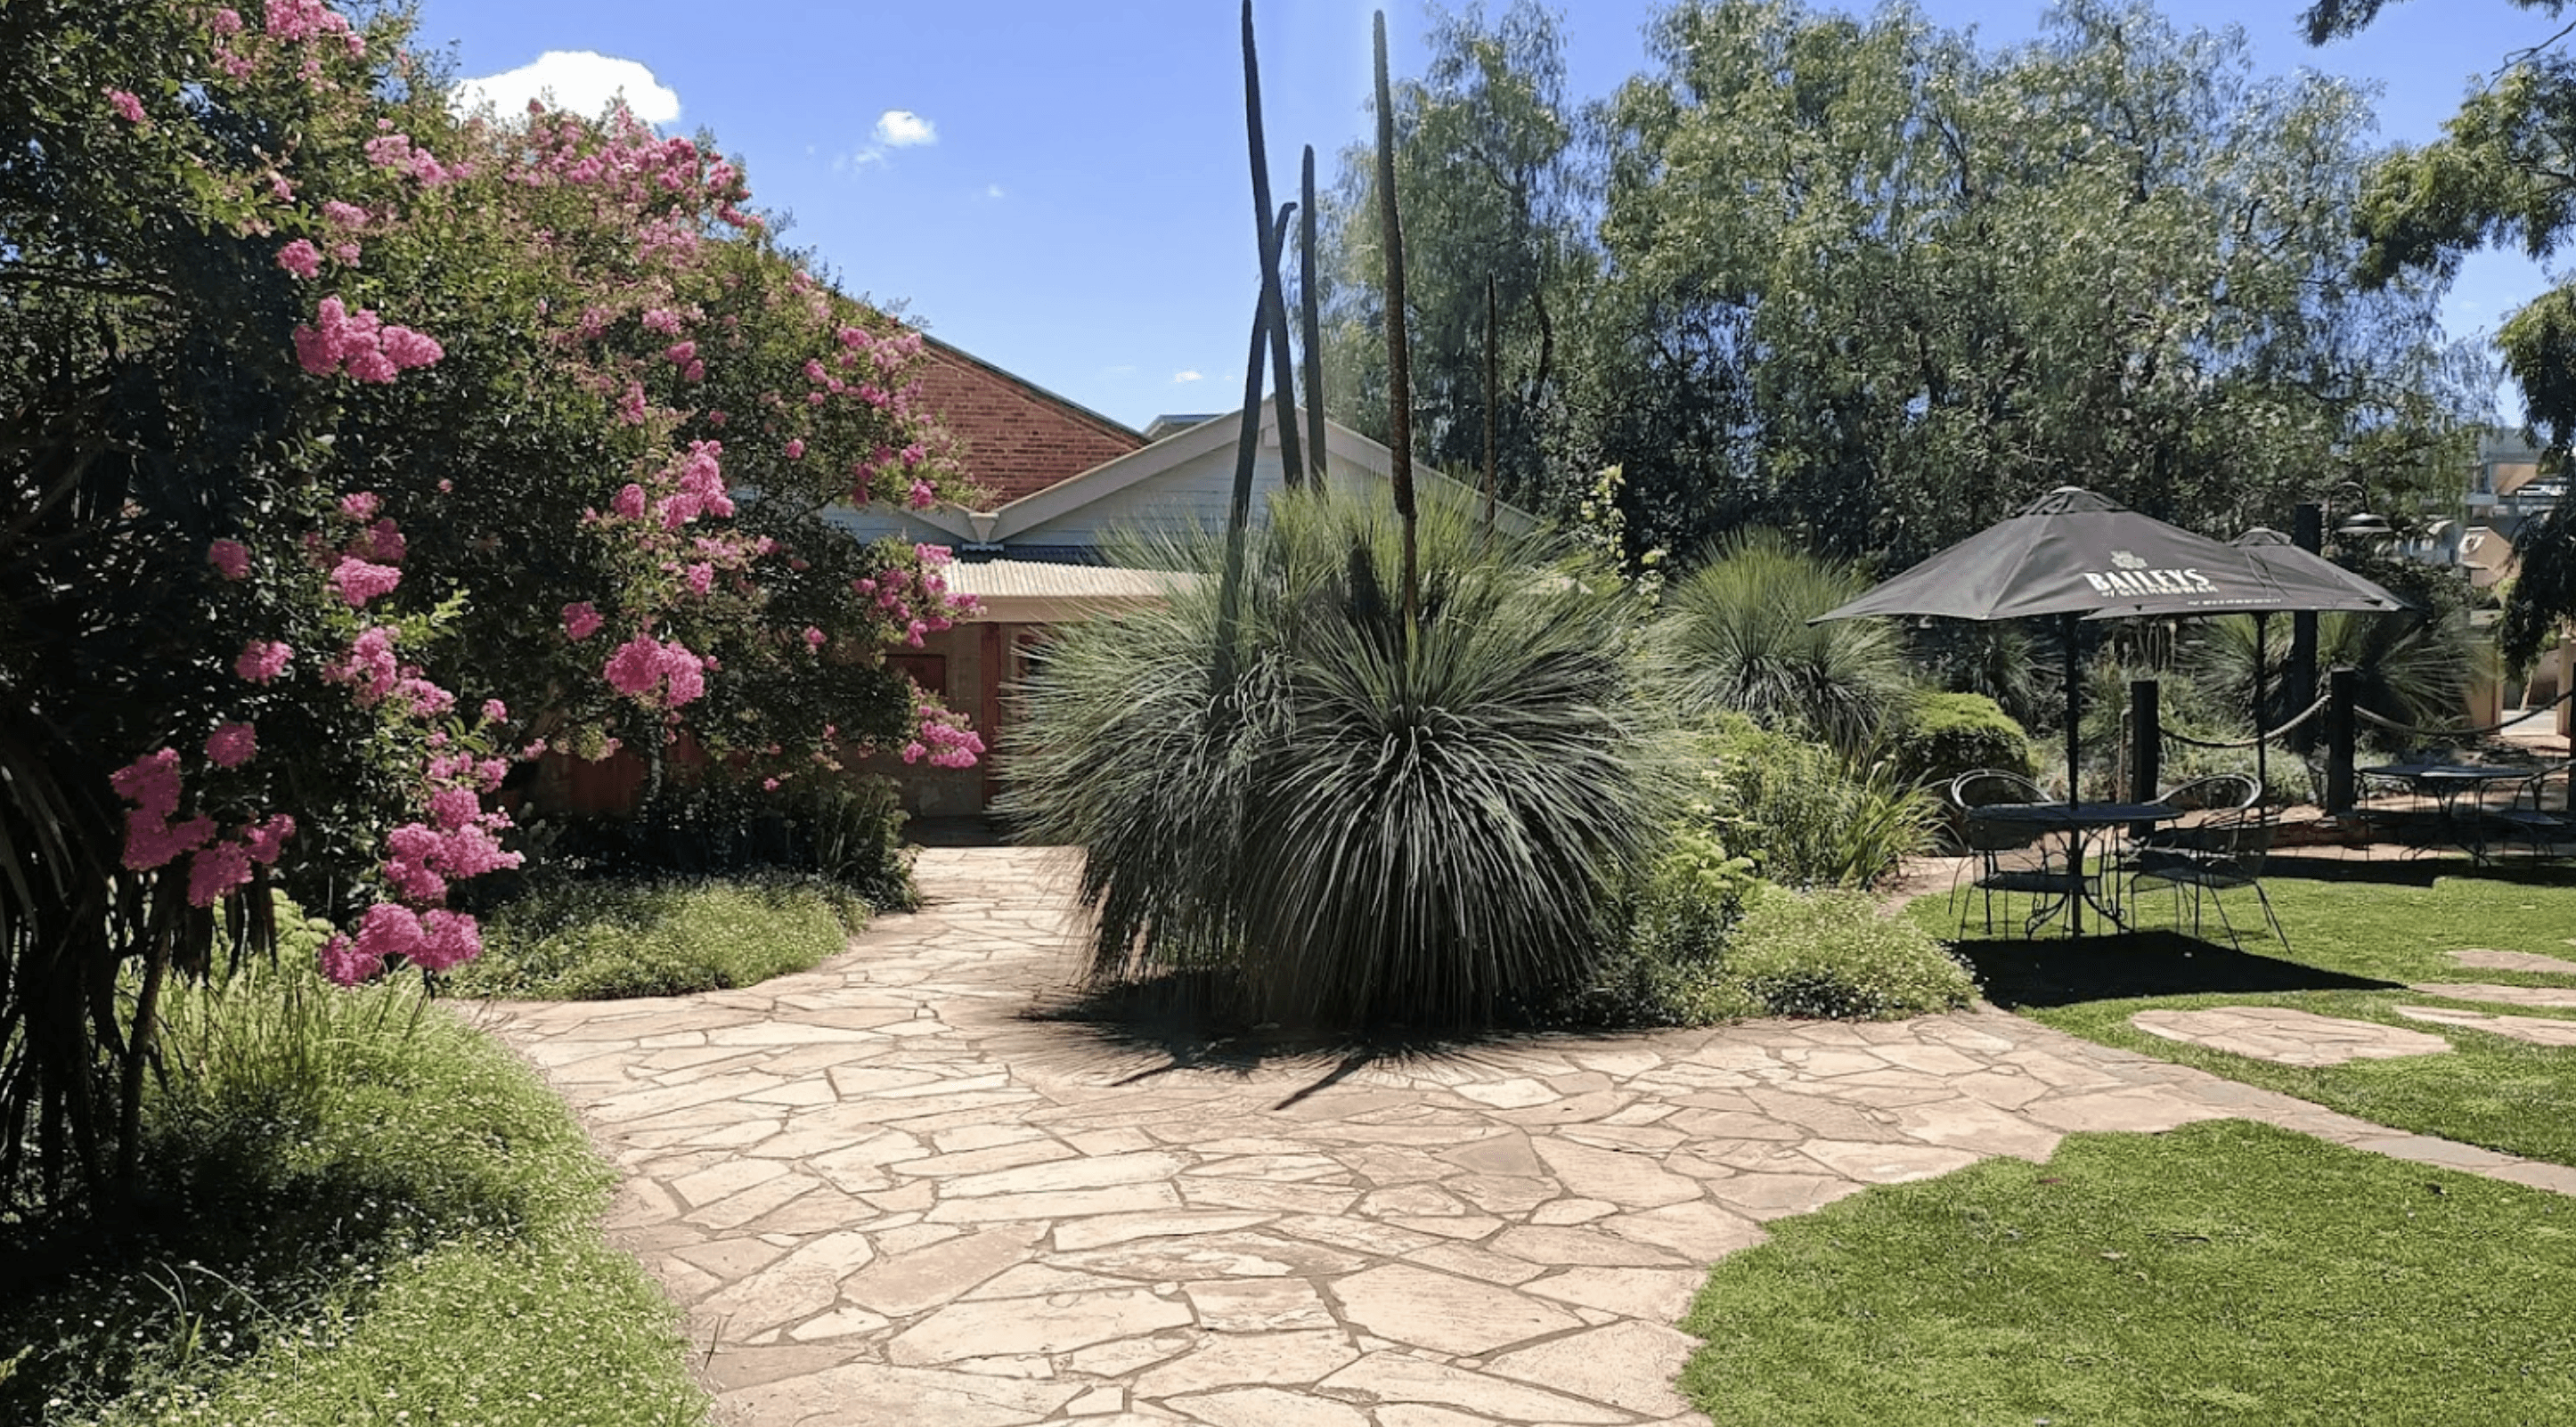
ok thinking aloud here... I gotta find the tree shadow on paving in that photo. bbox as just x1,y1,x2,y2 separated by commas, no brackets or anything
1953,930,2402,1010
1022,970,1539,1110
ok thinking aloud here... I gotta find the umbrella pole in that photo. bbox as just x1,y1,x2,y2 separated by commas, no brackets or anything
2064,611,2083,935
2063,611,2081,809
2252,612,2270,803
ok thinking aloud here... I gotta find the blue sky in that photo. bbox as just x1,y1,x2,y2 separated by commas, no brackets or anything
415,0,2552,431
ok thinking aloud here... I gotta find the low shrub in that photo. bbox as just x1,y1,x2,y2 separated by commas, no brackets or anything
1,933,704,1425
1883,690,2033,791
1695,718,1938,889
1717,889,1978,1020
1586,829,1766,1024
448,874,869,1000
522,777,914,913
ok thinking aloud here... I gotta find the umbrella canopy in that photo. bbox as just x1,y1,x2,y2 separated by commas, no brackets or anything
1818,487,2401,624
2223,527,2409,616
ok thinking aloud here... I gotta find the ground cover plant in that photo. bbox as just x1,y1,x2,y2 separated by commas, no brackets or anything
0,917,702,1425
450,874,868,999
1678,1118,2576,1425
1916,861,2576,1167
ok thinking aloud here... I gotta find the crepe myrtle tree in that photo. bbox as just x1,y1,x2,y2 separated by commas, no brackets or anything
0,0,978,1202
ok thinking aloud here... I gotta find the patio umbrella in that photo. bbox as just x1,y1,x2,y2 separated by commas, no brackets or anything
2219,527,2408,795
1815,487,2404,805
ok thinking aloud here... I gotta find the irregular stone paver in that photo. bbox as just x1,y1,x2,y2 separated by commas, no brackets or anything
2411,982,2576,1009
476,847,2576,1427
2130,1007,2454,1065
2453,948,2576,975
2395,1005,2576,1047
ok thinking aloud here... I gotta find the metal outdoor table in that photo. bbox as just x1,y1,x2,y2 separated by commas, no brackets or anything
1971,801,2185,935
2358,762,2550,860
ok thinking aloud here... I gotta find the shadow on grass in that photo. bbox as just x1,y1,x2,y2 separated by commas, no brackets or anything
1952,929,2403,1010
2259,852,2576,888
0,1122,473,1421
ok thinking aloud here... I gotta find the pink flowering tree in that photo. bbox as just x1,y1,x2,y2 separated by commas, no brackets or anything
0,0,981,1203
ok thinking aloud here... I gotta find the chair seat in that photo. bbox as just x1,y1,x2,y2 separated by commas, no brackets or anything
2135,860,2256,892
1975,868,2086,894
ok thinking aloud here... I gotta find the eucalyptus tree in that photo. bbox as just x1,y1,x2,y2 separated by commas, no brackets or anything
2306,0,2576,663
1317,1,1598,516
1601,0,2479,565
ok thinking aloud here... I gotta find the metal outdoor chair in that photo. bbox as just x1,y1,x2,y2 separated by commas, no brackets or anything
2485,759,2576,860
1948,769,2081,938
2127,774,2285,950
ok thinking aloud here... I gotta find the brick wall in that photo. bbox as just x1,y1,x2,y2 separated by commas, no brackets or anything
917,338,1146,505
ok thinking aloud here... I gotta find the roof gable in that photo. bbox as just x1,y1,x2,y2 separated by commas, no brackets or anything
917,337,1147,505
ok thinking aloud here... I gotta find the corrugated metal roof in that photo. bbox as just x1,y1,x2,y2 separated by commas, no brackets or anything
943,559,1196,604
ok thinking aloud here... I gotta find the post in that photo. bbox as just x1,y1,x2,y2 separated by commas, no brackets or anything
2287,501,2321,752
2128,677,2161,836
2326,665,2360,816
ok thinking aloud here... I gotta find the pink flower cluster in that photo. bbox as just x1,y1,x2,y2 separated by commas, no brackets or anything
276,239,322,279
105,88,146,124
110,749,214,872
108,749,296,907
363,132,453,184
369,747,520,926
206,722,258,768
563,601,606,640
903,703,985,771
324,626,452,716
293,296,443,382
208,539,251,580
332,555,401,606
603,634,707,707
265,0,361,50
319,904,481,986
236,639,294,683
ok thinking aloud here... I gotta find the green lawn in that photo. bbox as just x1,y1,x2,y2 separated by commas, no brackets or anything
1679,1119,2576,1425
1,951,706,1426
1911,858,2576,1166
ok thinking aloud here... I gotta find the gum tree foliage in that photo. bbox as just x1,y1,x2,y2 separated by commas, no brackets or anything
1315,1,1600,518
2307,0,2576,662
1600,0,2482,567
0,0,975,1204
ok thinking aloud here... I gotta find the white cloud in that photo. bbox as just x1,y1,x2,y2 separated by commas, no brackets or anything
1172,370,1204,384
874,110,937,147
451,51,681,126
986,183,1006,199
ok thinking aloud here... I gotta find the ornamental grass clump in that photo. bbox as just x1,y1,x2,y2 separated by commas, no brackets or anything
1007,485,1659,1030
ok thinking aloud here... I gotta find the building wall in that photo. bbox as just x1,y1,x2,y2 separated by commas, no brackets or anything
918,340,1145,505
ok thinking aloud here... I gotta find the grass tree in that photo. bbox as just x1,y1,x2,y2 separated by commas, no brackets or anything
1007,487,1659,1028
1651,529,1912,754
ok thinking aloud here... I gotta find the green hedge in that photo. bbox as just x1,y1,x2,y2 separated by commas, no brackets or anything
1884,689,2034,791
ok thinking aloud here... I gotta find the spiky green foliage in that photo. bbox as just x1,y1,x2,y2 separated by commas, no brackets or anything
2190,609,2488,746
1650,529,1911,753
1006,485,1658,1029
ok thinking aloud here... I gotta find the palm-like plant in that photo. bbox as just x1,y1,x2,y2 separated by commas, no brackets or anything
1649,529,1910,753
1005,485,1658,1029
2190,610,2485,746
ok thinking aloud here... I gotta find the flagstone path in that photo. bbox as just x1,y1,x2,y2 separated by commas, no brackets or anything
475,848,2576,1427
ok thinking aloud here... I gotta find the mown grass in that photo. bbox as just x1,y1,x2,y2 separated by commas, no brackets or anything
1679,1119,2576,1426
1913,858,2576,1166
449,873,869,1000
0,947,705,1426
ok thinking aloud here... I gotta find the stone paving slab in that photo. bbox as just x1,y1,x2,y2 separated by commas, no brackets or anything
475,848,2576,1427
2452,948,2576,975
2410,983,2576,1009
2129,1007,2454,1065
2396,1004,2576,1048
